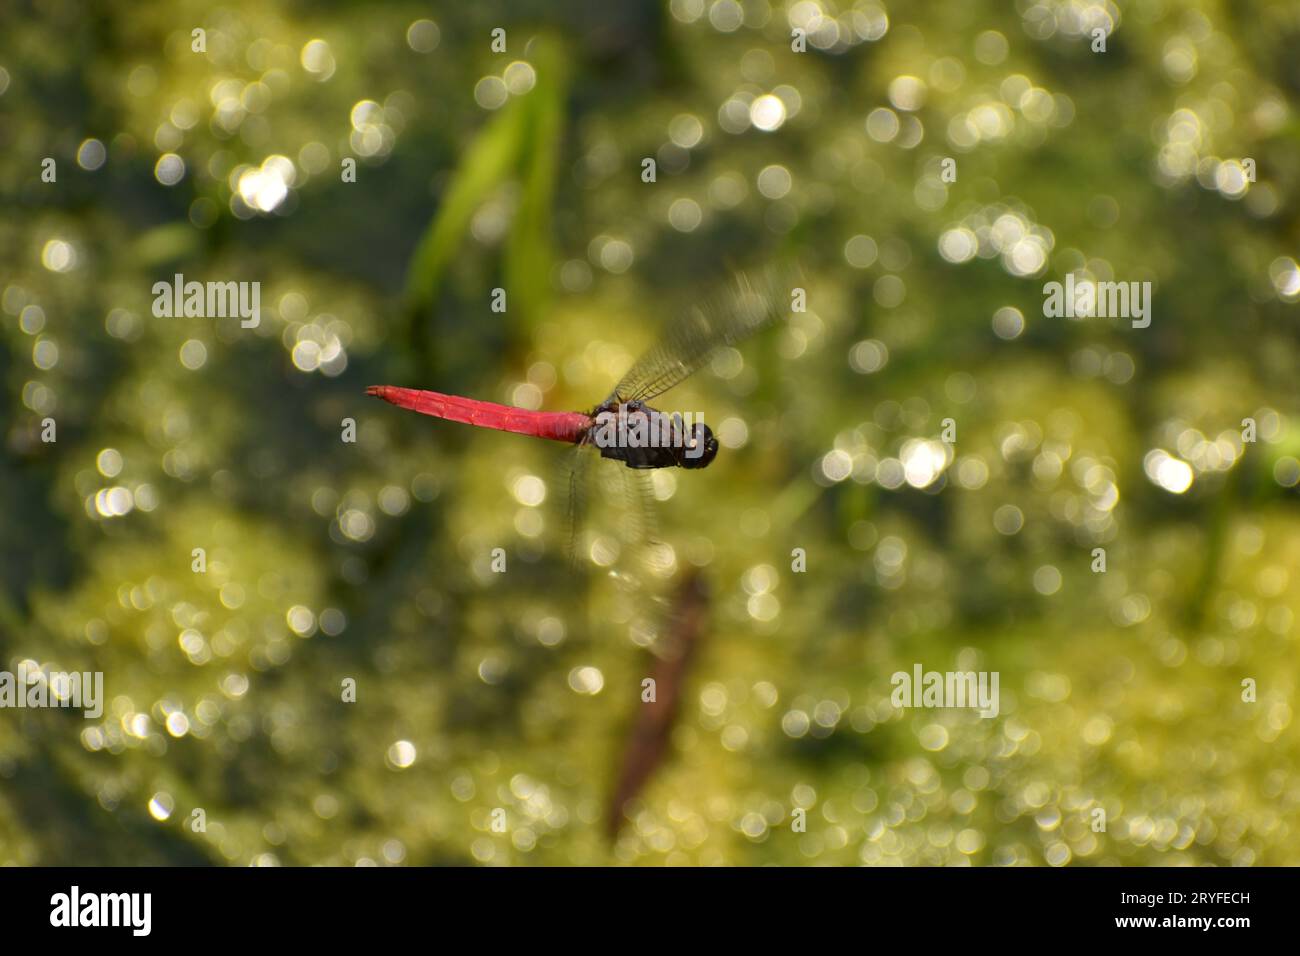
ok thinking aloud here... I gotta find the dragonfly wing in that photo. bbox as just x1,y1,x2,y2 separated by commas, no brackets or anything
560,443,592,569
566,453,669,585
618,463,660,573
609,265,800,405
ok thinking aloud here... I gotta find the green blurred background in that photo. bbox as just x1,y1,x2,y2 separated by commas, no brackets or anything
2,0,1298,865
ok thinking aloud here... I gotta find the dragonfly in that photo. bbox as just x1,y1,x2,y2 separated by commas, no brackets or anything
367,266,796,559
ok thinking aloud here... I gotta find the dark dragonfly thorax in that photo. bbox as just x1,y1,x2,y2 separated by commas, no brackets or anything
583,400,718,470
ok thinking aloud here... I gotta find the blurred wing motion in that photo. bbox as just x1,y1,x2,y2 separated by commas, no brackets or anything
606,570,710,840
607,265,801,405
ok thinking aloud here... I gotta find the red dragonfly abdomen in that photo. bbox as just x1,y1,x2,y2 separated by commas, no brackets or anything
366,386,591,444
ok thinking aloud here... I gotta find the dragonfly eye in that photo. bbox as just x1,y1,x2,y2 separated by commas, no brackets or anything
679,423,718,469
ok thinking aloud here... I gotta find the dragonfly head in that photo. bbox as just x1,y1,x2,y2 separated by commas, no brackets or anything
679,422,718,469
